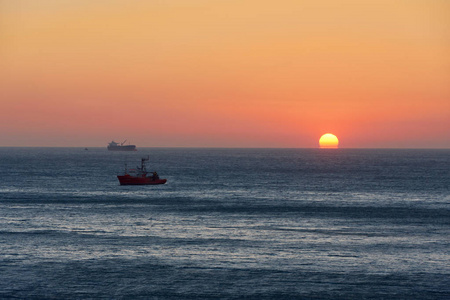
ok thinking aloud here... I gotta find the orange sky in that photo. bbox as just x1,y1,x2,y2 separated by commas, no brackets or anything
1,0,449,148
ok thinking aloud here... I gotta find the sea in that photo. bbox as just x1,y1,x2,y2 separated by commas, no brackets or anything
0,147,448,299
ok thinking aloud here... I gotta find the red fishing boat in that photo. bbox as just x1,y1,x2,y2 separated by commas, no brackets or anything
117,157,167,185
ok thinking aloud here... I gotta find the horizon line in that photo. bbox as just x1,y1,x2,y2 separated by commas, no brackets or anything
0,146,449,150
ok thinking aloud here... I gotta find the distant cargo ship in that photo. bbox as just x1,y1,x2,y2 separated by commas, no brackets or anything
107,140,137,151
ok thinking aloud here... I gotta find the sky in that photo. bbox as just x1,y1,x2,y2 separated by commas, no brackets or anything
1,0,449,148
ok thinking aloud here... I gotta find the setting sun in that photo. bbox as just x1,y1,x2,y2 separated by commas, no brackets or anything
319,133,339,148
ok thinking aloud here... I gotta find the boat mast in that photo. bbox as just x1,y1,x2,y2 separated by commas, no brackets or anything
141,156,149,173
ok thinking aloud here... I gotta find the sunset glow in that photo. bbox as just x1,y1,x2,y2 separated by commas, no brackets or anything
1,1,449,148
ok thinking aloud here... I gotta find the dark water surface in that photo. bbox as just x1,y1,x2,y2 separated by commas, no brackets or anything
0,148,449,299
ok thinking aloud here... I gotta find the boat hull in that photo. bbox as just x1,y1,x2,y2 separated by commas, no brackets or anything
108,145,137,151
117,175,167,185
